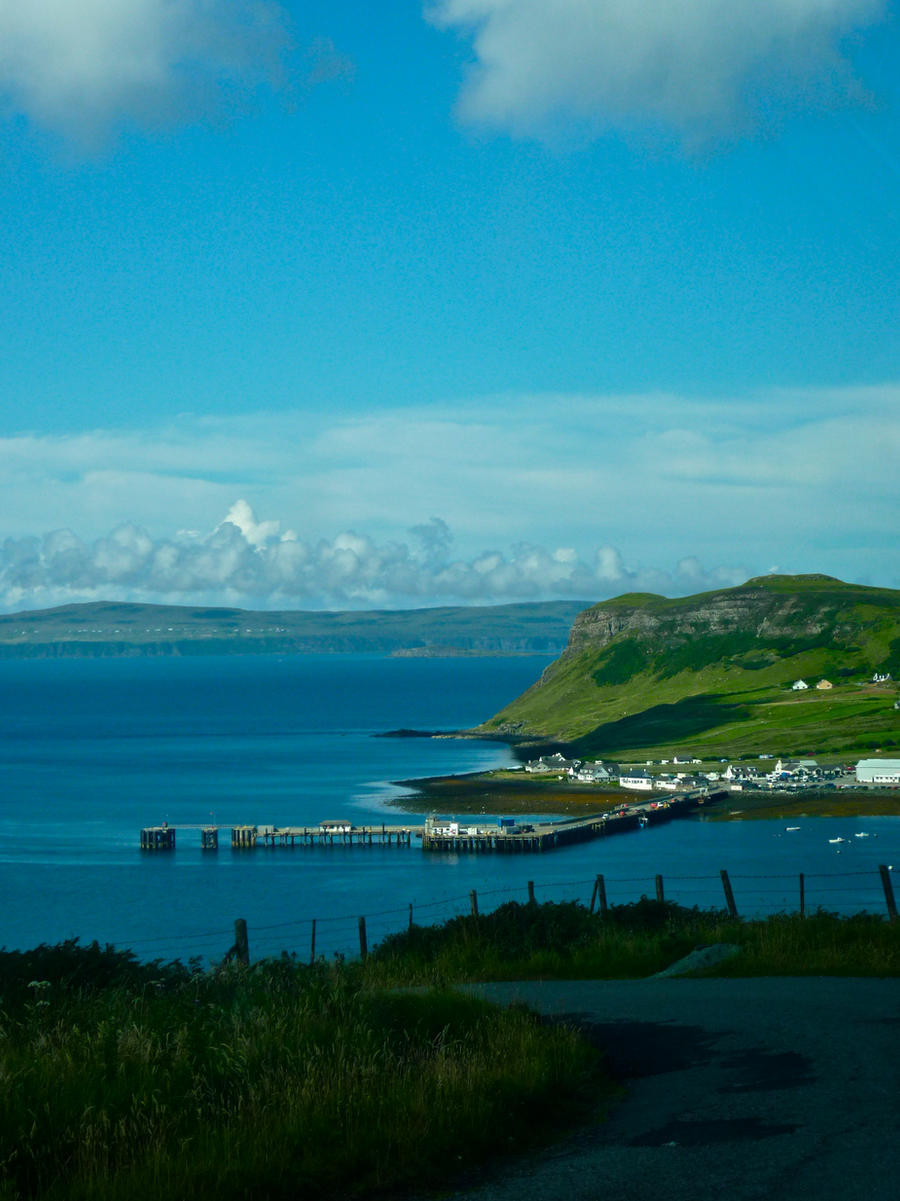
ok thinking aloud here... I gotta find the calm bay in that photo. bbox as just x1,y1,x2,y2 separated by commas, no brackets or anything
1,653,898,964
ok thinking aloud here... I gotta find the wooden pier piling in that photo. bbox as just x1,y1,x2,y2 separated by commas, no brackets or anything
140,826,175,851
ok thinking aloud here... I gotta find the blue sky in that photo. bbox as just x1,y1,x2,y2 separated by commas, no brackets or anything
1,0,899,610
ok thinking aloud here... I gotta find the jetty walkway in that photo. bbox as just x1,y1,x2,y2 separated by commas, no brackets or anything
139,791,718,853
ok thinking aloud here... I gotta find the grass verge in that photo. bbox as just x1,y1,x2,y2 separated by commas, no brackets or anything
364,899,900,985
0,941,604,1201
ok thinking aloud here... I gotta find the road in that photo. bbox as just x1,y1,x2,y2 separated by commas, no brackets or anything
423,977,900,1201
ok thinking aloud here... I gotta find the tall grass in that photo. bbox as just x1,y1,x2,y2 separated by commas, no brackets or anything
0,943,602,1201
366,898,732,984
364,898,900,985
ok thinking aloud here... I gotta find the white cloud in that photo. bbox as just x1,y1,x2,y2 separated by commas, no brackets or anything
219,498,292,548
0,501,748,611
428,0,886,145
0,382,898,607
0,0,293,147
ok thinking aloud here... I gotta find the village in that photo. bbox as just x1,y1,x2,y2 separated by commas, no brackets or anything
522,750,900,794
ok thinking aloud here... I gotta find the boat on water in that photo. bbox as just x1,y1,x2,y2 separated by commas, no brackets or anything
828,837,846,844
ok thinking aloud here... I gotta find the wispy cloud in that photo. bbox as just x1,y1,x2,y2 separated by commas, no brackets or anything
428,0,885,146
0,383,897,608
0,0,297,149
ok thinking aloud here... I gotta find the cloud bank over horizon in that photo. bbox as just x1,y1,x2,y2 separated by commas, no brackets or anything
0,500,749,613
0,383,897,609
430,0,885,144
0,0,295,147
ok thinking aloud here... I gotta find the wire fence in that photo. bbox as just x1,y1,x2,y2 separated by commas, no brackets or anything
119,863,900,965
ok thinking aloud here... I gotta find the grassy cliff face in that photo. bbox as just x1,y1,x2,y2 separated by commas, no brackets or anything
481,575,900,759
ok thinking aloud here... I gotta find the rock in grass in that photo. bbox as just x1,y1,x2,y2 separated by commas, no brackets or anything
652,943,742,977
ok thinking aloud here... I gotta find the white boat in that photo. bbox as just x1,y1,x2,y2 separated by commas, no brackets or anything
785,826,800,831
854,832,871,838
828,837,846,844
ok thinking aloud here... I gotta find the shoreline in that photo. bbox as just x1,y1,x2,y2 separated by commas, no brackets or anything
389,769,900,820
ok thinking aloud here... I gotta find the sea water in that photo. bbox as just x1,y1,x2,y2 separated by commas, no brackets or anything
1,654,897,964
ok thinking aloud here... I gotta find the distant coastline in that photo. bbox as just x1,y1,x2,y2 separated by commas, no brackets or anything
0,598,585,659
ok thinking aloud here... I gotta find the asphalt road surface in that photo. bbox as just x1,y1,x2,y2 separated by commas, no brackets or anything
427,977,900,1201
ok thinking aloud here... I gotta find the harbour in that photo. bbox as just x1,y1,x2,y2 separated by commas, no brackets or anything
139,791,718,854
5,653,900,966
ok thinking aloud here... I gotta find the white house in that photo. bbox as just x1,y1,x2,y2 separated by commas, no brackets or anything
619,770,653,791
575,762,615,783
792,679,809,691
774,758,818,776
525,753,582,775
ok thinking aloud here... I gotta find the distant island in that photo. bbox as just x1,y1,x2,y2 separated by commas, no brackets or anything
0,598,587,658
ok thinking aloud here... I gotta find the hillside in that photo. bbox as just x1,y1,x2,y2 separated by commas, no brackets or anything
0,599,586,658
481,574,900,759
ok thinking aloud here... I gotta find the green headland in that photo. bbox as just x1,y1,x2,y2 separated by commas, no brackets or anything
478,573,900,762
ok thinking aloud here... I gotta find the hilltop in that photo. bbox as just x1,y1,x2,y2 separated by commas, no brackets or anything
481,574,900,760
0,598,586,658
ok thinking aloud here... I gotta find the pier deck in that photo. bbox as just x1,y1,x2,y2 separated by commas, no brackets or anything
139,791,717,853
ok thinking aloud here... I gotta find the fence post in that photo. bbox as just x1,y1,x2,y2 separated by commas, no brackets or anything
310,918,317,964
469,889,479,917
799,873,805,919
358,915,368,959
879,865,898,923
234,918,249,966
409,902,414,929
597,874,608,916
527,880,536,904
720,869,738,919
655,874,665,903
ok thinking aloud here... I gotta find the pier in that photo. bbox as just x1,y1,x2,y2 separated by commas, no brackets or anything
421,792,711,852
230,823,418,849
139,821,420,851
139,792,718,854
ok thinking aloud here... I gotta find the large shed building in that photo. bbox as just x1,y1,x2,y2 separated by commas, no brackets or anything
855,759,900,785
